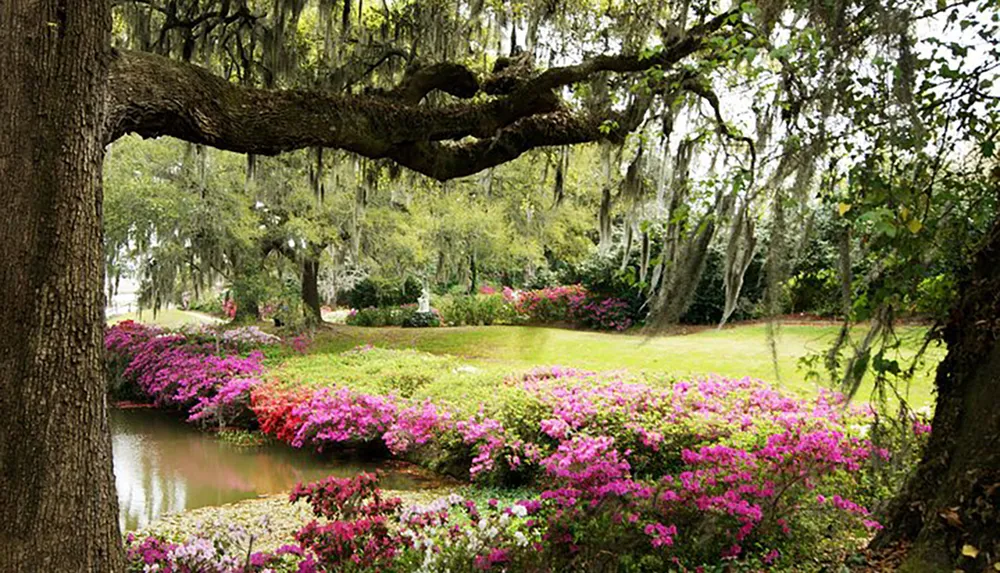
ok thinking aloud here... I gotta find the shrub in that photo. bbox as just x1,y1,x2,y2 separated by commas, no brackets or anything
505,285,636,330
105,320,163,399
124,520,307,572
290,473,403,571
513,285,587,323
572,296,635,331
436,293,519,326
344,276,422,310
402,310,441,328
345,305,418,327
105,322,280,428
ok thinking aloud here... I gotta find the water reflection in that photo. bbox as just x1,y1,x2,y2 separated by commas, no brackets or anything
111,408,431,531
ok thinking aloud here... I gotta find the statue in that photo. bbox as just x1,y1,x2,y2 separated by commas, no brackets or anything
417,284,431,313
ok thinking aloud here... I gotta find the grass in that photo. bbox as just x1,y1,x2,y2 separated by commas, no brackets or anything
300,322,943,407
108,308,224,328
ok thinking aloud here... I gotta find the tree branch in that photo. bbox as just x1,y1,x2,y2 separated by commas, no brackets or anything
388,62,480,104
105,9,741,180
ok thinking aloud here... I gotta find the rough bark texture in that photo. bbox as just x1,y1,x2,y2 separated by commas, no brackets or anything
302,257,322,322
0,1,124,571
872,213,1000,572
102,10,736,181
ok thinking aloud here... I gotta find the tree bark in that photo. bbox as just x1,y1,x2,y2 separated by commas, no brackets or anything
872,213,1000,572
0,2,124,571
302,257,323,322
101,10,737,181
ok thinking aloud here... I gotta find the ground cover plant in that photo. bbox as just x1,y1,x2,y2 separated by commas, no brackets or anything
300,323,942,407
107,322,932,571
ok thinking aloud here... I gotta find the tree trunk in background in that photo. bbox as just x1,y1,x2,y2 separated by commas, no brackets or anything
873,212,1000,572
0,2,124,571
469,252,478,294
302,257,322,322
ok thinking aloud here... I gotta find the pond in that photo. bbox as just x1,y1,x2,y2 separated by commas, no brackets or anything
111,407,443,531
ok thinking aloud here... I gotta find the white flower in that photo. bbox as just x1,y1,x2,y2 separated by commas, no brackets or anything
511,504,528,518
514,531,528,547
849,423,870,437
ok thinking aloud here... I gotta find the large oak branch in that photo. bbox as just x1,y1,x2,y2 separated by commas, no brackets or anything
105,10,739,180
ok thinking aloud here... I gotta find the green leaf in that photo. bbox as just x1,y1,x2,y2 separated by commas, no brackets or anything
982,139,996,158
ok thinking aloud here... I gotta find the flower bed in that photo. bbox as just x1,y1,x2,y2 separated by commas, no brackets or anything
107,324,929,571
106,321,279,427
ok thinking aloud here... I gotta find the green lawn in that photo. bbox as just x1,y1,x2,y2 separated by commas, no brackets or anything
306,322,943,406
108,308,224,328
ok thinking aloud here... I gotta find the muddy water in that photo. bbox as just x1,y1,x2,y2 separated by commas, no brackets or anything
111,407,439,531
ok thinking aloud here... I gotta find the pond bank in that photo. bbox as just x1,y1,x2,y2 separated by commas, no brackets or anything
129,488,459,553
111,406,457,532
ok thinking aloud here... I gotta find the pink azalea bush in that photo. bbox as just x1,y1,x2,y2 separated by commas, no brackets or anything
248,366,927,568
512,285,588,324
508,285,635,330
106,321,277,427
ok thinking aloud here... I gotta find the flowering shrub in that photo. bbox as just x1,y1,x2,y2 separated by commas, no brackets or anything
243,364,924,567
512,285,588,323
125,518,308,572
434,286,634,330
219,326,282,348
222,299,238,319
105,320,163,398
188,377,262,428
571,296,635,331
290,472,404,571
106,322,279,427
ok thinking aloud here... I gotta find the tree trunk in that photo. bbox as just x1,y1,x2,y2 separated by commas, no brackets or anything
469,252,478,295
872,215,1000,572
0,2,124,571
302,257,323,322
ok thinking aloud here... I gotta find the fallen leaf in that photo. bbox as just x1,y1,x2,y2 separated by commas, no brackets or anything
939,507,963,528
961,544,979,558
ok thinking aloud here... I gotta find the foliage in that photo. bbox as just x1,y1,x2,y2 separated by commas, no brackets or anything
105,321,280,427
680,249,765,325
435,293,521,327
402,311,441,328
345,305,422,327
559,250,648,320
352,285,637,331
250,369,925,570
124,520,306,573
512,285,637,331
511,285,587,324
344,276,422,311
